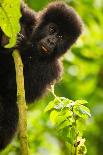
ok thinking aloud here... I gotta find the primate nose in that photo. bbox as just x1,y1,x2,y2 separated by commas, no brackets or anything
47,37,56,46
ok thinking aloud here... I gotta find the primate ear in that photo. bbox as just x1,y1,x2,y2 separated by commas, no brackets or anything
20,1,36,26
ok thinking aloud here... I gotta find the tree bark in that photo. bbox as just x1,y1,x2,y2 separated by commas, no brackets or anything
12,49,29,155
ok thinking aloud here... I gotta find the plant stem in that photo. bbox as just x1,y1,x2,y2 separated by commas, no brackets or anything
12,49,29,155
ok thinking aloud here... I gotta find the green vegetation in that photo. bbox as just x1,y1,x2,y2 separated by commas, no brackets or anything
0,0,103,154
0,0,21,47
45,85,91,155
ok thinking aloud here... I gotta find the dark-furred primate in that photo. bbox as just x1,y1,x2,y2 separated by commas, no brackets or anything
0,1,83,150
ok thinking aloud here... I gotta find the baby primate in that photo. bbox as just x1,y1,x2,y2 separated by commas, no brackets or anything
0,1,82,150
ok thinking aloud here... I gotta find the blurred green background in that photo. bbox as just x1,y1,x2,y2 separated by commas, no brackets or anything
3,0,103,154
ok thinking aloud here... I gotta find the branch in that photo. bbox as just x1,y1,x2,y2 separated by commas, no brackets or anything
12,49,29,155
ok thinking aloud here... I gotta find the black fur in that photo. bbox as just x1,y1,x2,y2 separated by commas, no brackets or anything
0,1,82,150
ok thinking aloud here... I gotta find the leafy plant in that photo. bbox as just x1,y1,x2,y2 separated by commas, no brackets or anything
0,0,21,48
45,85,91,155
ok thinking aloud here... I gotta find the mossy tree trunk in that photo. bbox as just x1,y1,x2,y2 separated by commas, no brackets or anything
12,49,29,155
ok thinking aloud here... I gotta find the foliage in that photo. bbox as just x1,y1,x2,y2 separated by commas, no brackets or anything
0,0,103,155
0,0,21,48
26,0,103,155
45,85,91,155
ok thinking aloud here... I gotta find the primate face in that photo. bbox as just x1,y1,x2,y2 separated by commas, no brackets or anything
37,23,67,56
30,2,82,59
38,23,59,54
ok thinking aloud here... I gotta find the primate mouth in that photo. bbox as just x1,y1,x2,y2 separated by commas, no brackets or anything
38,42,49,54
41,45,48,53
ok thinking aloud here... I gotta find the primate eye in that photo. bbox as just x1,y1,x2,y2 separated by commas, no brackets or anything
49,24,56,34
57,35,63,40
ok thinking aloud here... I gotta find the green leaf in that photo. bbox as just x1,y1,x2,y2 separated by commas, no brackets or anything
45,97,70,112
66,100,88,109
50,110,58,125
0,0,21,48
76,119,86,133
74,105,91,119
57,110,73,126
54,103,64,110
44,98,60,112
66,101,76,108
75,100,88,105
62,98,73,106
58,120,72,130
67,127,76,144
44,100,55,112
